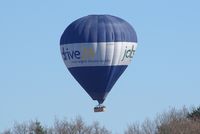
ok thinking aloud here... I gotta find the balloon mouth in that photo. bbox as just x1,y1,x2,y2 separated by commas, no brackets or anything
97,99,105,105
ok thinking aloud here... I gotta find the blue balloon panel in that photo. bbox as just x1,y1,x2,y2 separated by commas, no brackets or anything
69,65,127,104
60,15,137,44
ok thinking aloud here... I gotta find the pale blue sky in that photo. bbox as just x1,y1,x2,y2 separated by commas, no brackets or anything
0,0,200,133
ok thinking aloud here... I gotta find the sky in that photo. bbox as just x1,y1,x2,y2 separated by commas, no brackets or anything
0,0,200,133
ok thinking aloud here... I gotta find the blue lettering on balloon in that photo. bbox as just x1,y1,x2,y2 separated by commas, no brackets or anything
121,45,135,61
75,51,80,59
61,47,81,60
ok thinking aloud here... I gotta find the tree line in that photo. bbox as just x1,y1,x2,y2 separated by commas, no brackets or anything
1,106,200,134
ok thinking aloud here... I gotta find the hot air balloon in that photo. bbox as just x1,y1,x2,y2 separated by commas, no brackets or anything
60,15,137,112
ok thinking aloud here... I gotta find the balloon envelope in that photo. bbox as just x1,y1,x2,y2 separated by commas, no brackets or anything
60,15,137,104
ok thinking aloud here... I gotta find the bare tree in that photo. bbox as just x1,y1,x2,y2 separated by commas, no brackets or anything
91,122,111,134
125,122,141,134
13,122,29,134
124,107,200,134
51,117,111,134
1,129,12,134
156,107,200,134
125,119,156,134
1,121,47,134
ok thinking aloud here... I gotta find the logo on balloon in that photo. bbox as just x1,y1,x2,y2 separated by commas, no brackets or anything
121,45,135,61
82,48,95,60
61,47,95,61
